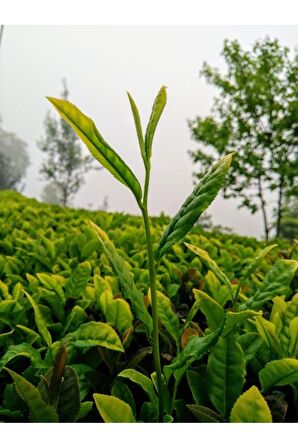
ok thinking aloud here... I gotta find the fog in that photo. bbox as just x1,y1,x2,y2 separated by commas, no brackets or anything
0,26,297,237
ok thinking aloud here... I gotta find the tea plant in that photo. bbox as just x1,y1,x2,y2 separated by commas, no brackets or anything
0,88,297,423
47,87,233,421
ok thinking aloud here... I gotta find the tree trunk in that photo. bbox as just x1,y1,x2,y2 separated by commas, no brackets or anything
276,177,284,239
257,177,270,241
62,186,68,207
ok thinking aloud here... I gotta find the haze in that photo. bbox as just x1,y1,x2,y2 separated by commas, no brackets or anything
0,26,297,237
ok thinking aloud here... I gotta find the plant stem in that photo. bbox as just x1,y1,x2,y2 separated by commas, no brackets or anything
170,379,178,416
140,165,164,422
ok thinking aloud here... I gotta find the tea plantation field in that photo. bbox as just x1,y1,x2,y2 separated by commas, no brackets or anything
0,190,297,423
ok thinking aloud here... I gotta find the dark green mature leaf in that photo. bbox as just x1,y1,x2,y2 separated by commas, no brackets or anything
155,290,180,346
240,259,298,311
165,292,225,381
0,343,43,371
47,97,142,201
144,86,167,162
187,368,210,407
279,293,298,354
259,358,298,391
64,321,124,352
5,368,58,422
187,404,224,422
237,332,264,361
127,92,146,167
111,381,136,417
93,393,136,422
288,316,298,357
230,386,272,423
56,366,80,422
156,154,232,260
207,335,246,417
24,291,52,347
89,221,152,336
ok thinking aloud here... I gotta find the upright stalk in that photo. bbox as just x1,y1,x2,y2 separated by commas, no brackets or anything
140,164,164,422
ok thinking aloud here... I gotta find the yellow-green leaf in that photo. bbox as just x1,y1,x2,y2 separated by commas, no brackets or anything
47,97,142,201
106,298,134,334
24,290,52,347
89,222,152,336
144,86,167,162
127,91,146,167
230,386,272,423
93,393,136,422
64,321,124,352
5,368,58,422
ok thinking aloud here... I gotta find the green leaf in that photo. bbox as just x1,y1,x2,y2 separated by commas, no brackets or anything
237,332,264,362
5,368,58,422
105,298,133,334
254,316,282,359
279,294,298,354
93,393,136,423
64,305,88,333
186,245,234,299
65,321,124,352
156,154,232,260
240,244,277,282
259,358,298,391
230,386,272,423
118,368,158,408
144,86,167,162
78,401,93,420
89,222,152,336
155,290,180,346
187,404,224,423
0,343,43,371
127,91,146,167
165,292,225,381
65,261,92,298
47,97,142,201
288,316,298,357
207,335,246,417
24,291,52,347
193,289,224,331
16,325,41,344
223,310,261,336
240,259,298,311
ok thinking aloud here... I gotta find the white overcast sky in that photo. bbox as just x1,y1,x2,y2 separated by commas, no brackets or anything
0,25,297,237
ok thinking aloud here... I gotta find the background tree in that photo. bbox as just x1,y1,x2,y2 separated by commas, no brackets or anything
41,181,62,205
189,38,298,240
279,198,298,241
0,119,30,191
39,80,97,206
